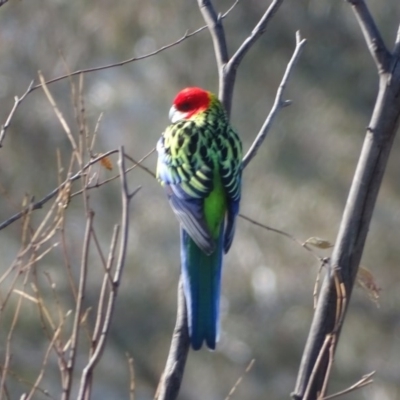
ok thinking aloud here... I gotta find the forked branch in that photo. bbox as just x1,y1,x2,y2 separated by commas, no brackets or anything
77,147,138,400
293,1,400,398
347,0,391,73
243,31,306,168
198,0,285,115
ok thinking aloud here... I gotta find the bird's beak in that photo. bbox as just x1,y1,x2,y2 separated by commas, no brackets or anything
169,105,186,123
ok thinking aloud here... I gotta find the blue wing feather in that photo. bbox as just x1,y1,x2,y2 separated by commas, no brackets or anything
157,136,215,254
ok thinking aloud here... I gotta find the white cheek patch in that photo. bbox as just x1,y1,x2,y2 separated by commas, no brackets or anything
169,106,188,123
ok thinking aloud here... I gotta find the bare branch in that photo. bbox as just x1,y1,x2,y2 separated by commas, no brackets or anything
0,23,225,143
30,31,202,92
198,0,285,115
29,3,239,94
125,150,156,179
79,226,119,399
77,147,137,400
62,211,93,400
230,0,283,69
0,272,27,400
293,17,400,399
300,335,331,400
0,3,240,148
322,371,374,400
347,0,391,74
92,226,120,343
26,325,62,400
0,150,112,231
225,359,255,400
39,71,76,152
0,147,153,231
70,149,156,199
231,0,284,114
0,81,34,148
155,280,190,400
126,353,135,400
221,0,284,111
242,32,306,168
197,0,229,100
239,213,324,262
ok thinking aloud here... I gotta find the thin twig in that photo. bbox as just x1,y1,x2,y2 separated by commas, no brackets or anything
0,366,55,400
28,2,238,94
313,263,324,309
25,325,62,400
91,225,120,343
347,0,391,74
77,147,137,400
0,269,29,400
62,212,94,400
225,359,255,400
70,148,155,199
38,72,79,156
0,81,34,147
90,113,103,154
222,0,284,113
322,371,374,400
0,150,116,231
239,213,322,262
30,32,202,92
0,148,155,232
319,337,335,399
0,2,240,152
229,0,283,70
82,225,119,399
242,31,306,168
302,335,331,400
126,353,135,400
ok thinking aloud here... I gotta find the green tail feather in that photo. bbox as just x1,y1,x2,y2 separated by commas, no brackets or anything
180,228,224,350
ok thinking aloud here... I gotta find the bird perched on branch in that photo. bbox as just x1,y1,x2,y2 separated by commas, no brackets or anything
156,87,242,350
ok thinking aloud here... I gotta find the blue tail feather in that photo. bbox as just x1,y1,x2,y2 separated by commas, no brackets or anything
180,227,224,350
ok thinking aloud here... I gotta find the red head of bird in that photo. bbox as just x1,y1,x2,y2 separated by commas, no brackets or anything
169,87,212,123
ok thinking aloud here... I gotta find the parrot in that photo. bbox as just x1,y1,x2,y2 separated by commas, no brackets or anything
156,87,242,350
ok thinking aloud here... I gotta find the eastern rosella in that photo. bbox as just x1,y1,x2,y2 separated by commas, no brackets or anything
156,87,242,350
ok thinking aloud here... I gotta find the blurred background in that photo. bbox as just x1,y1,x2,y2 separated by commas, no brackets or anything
0,0,400,399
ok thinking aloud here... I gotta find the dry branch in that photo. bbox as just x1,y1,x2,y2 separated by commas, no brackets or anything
154,280,190,400
242,31,306,168
0,0,240,148
0,148,154,231
77,147,138,400
61,211,94,400
223,0,284,114
0,33,207,148
0,81,33,148
293,1,400,398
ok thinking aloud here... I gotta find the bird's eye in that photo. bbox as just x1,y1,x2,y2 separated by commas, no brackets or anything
179,102,191,111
